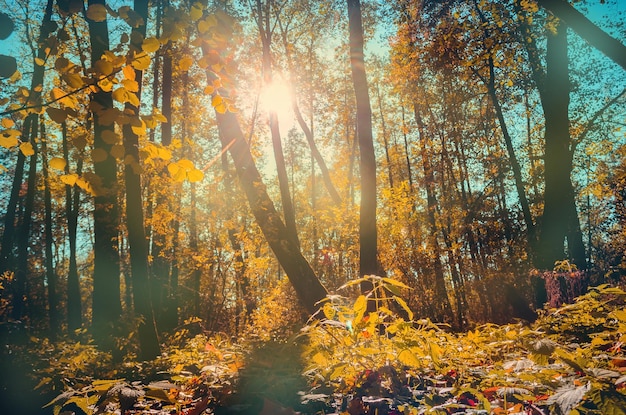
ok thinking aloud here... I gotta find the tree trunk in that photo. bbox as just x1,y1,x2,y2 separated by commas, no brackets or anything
213,108,328,315
122,0,161,360
41,121,60,340
62,121,82,333
12,119,38,321
87,0,122,350
414,105,454,325
537,20,586,270
255,0,300,248
347,0,379,291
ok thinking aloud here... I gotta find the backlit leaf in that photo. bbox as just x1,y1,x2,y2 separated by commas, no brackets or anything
142,37,160,53
86,4,107,22
49,157,66,171
188,168,204,182
0,129,20,148
62,73,83,88
1,118,14,128
179,56,193,71
190,2,203,21
122,65,136,81
131,52,151,71
19,142,34,156
60,174,78,186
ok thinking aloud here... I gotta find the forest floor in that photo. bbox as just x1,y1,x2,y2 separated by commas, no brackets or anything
2,283,626,415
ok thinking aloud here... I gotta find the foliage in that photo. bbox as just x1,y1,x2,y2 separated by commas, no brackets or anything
302,279,626,414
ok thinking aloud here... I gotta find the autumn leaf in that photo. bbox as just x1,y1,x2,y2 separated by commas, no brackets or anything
142,37,160,53
187,168,204,183
190,2,204,21
49,157,67,171
122,65,136,81
46,107,67,124
0,129,20,148
19,142,34,156
131,52,151,71
60,174,77,186
86,4,107,22
179,56,193,71
1,118,14,128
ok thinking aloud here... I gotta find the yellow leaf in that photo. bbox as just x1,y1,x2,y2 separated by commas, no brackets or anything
35,57,45,66
127,91,140,108
122,65,136,81
1,118,14,128
142,37,161,53
97,77,114,92
131,119,146,136
204,85,215,95
352,295,367,325
156,147,172,161
111,87,127,103
214,102,227,114
177,158,195,170
19,142,34,156
131,52,151,71
122,79,138,92
0,129,20,148
91,148,108,163
87,4,108,22
187,168,204,182
49,157,67,171
60,174,78,186
167,163,186,182
94,59,113,76
178,56,193,71
190,2,204,21
62,73,84,88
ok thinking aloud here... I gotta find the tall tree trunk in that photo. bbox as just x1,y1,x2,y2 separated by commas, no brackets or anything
12,120,38,321
88,0,122,350
414,105,454,324
213,107,328,315
41,121,60,340
255,0,300,247
347,0,379,291
537,20,586,270
122,0,161,360
62,122,83,333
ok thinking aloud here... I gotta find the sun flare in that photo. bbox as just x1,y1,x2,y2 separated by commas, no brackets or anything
259,78,294,126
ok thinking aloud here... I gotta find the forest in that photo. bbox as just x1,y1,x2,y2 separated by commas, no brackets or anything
0,0,625,414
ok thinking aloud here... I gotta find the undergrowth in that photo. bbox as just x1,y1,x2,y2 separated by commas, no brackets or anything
29,278,626,414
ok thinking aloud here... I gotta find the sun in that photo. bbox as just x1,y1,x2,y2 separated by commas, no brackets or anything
259,77,294,129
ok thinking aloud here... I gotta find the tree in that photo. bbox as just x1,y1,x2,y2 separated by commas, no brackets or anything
87,0,123,349
120,0,161,360
347,0,379,290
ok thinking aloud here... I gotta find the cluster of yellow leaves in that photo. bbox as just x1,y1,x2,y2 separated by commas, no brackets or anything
168,158,204,183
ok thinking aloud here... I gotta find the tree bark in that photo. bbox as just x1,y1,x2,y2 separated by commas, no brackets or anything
347,0,379,291
41,121,60,340
213,108,328,315
122,0,161,360
87,0,122,350
536,20,586,270
62,121,82,333
255,0,300,248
